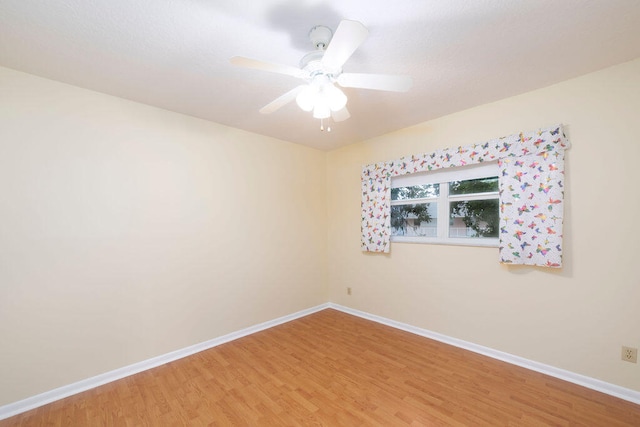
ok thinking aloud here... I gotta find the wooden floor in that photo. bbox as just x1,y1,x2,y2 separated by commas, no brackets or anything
2,309,639,426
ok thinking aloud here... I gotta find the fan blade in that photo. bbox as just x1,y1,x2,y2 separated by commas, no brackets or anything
321,20,368,71
337,73,413,92
331,107,350,122
230,56,307,79
259,85,305,114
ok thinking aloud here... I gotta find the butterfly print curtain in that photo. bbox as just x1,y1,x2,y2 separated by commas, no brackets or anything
361,125,570,268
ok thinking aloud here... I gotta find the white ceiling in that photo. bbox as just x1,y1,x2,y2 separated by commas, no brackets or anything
1,1,639,150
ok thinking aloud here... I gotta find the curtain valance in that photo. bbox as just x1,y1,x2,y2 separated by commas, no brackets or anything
361,125,570,267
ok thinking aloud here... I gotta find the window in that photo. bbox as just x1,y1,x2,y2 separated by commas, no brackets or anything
390,162,499,246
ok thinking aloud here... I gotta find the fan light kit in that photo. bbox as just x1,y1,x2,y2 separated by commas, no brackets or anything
231,20,412,132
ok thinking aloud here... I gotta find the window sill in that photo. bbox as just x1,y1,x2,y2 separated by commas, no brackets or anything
391,236,499,248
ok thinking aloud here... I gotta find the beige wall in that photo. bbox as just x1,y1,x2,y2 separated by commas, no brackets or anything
0,67,328,406
1,57,639,409
327,58,640,392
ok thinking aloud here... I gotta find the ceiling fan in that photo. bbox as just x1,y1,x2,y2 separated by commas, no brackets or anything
230,20,412,129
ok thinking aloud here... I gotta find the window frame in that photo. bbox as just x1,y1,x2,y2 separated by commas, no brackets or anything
390,161,499,247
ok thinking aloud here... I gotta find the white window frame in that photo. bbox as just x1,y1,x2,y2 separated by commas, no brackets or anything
391,161,499,247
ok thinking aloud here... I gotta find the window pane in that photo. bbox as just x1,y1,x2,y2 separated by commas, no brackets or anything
449,199,499,238
391,203,437,237
449,177,498,195
391,183,439,201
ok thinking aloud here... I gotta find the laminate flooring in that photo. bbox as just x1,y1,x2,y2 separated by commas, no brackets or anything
2,309,639,426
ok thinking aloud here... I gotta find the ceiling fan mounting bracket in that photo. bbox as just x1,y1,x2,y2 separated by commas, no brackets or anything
308,25,332,50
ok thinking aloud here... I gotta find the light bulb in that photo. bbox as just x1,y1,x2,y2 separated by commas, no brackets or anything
296,85,318,112
323,83,347,111
312,97,331,119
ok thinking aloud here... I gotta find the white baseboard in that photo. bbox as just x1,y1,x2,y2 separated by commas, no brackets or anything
2,301,638,421
0,303,330,421
327,303,640,405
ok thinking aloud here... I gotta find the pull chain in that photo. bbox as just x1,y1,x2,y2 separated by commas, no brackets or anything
320,118,332,132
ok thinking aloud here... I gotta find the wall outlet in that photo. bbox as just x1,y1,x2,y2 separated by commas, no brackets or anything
621,346,638,363
347,287,352,296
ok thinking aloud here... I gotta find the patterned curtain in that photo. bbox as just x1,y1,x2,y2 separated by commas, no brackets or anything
361,125,570,267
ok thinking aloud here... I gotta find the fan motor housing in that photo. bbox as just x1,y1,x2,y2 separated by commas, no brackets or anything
300,50,324,70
